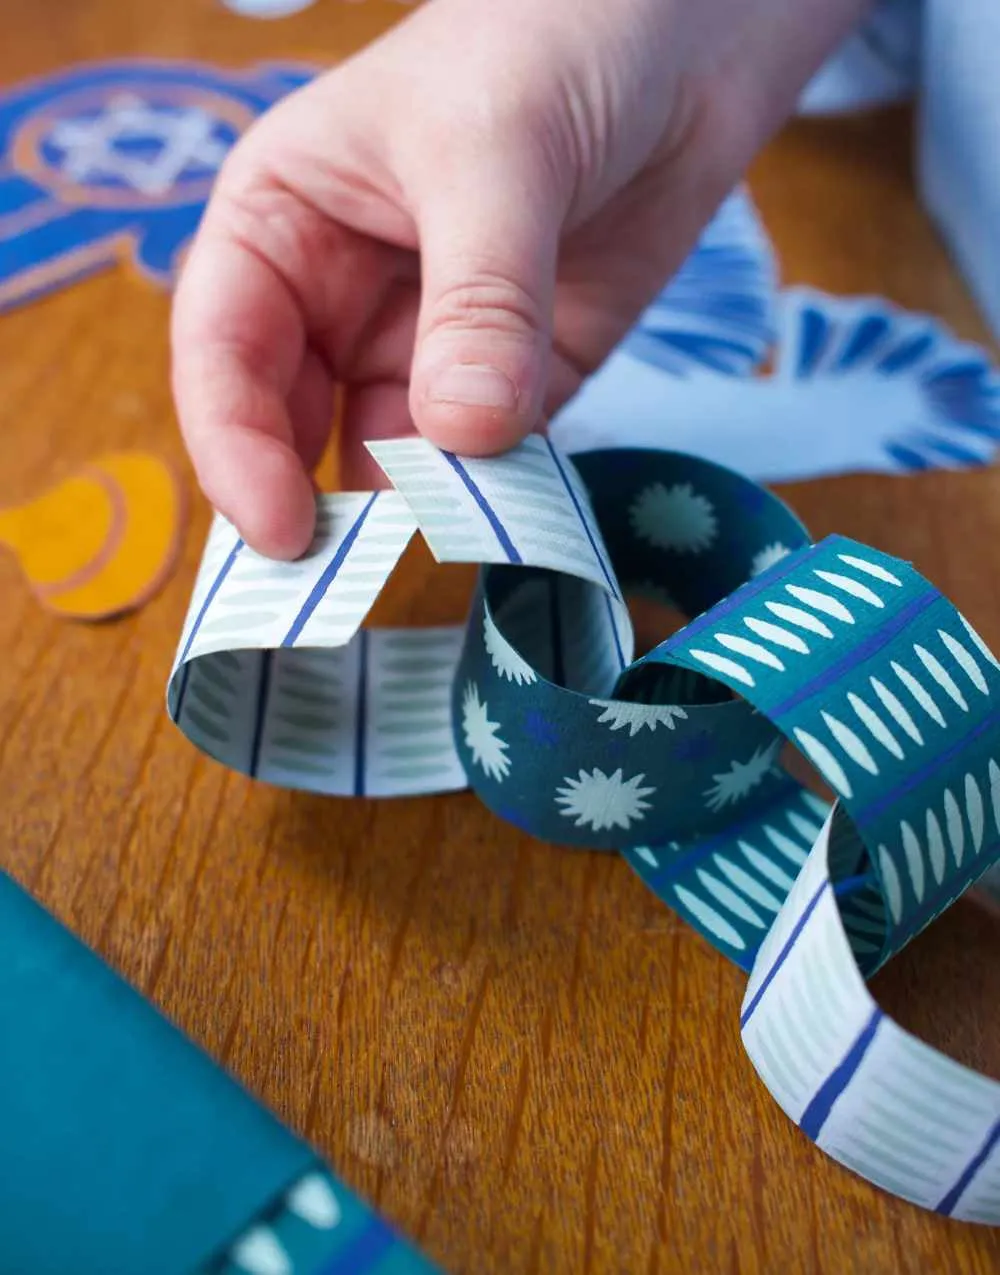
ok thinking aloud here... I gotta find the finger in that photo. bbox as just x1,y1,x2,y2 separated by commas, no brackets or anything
288,344,337,475
171,229,318,559
173,115,412,558
339,381,413,492
406,139,565,455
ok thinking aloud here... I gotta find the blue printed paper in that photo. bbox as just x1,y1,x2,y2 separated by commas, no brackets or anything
0,60,311,308
552,287,1000,480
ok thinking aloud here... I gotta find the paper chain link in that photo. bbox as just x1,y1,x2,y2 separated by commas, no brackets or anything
169,438,1000,1250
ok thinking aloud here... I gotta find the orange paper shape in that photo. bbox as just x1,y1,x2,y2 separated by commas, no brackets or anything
0,451,184,619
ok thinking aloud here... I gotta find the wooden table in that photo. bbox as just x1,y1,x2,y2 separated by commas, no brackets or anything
1,3,999,1272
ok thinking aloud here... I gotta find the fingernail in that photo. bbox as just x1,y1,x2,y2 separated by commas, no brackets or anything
427,364,518,411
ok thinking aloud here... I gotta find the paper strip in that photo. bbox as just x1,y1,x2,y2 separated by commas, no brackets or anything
169,437,1000,1226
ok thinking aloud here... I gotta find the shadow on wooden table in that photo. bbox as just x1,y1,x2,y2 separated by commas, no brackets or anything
874,894,1000,1081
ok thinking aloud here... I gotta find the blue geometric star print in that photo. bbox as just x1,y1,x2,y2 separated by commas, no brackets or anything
0,60,313,309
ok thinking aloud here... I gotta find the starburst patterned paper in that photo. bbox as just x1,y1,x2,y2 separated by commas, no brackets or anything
589,699,688,737
750,543,793,577
555,767,656,832
704,740,783,812
461,681,511,782
483,610,538,685
628,481,719,554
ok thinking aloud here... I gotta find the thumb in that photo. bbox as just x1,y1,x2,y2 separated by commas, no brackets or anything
408,143,563,454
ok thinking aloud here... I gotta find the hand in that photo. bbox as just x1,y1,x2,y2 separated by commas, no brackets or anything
171,0,866,558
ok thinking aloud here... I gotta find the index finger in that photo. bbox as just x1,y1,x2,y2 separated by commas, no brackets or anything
171,217,318,560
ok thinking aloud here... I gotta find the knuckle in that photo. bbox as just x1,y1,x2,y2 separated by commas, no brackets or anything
211,160,342,295
429,269,547,339
215,176,309,271
410,71,572,198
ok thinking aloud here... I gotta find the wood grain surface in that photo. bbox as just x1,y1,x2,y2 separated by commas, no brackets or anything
0,3,998,1272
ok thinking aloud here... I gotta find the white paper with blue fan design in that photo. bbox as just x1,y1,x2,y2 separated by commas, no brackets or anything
617,186,777,379
553,285,1000,482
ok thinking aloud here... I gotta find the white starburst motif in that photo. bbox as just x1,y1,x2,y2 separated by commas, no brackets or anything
589,698,688,737
483,611,537,685
46,94,229,196
555,767,655,831
461,681,510,781
703,739,782,812
750,542,792,576
628,482,718,554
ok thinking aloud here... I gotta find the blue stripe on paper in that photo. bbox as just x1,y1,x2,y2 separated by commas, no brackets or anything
631,775,804,886
604,594,626,671
918,434,990,467
767,588,939,718
884,442,932,472
662,543,816,648
172,661,192,725
856,709,1000,827
282,494,378,647
799,1007,882,1141
797,307,829,377
936,1117,1000,1217
740,879,828,1029
316,1220,399,1273
834,314,889,371
353,630,369,798
442,452,522,563
545,438,619,599
179,537,244,665
877,331,934,374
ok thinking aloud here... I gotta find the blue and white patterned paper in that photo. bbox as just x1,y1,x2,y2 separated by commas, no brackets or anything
553,286,1000,481
0,60,312,309
620,186,777,378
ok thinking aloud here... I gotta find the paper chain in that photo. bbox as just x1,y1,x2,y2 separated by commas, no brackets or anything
169,437,1000,1248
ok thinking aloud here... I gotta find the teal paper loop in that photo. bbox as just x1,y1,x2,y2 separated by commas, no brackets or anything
622,534,1000,971
168,437,1000,1226
452,449,810,851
